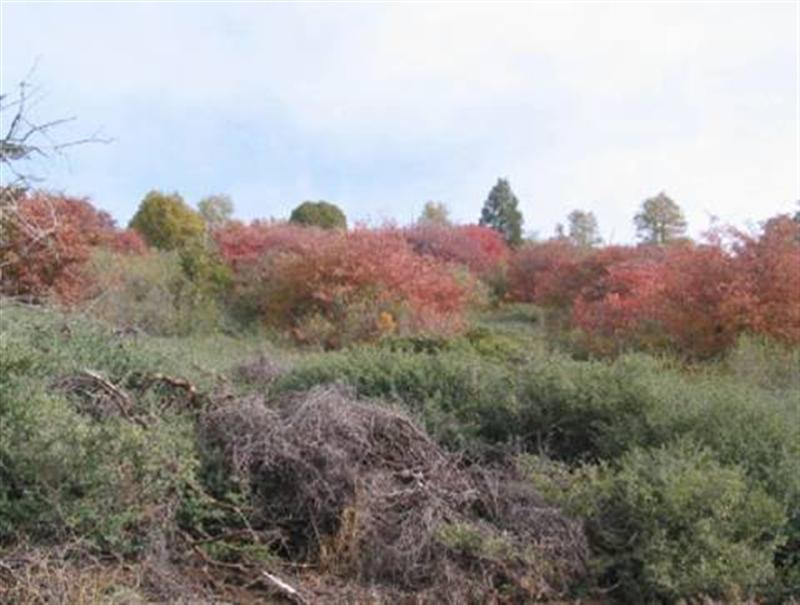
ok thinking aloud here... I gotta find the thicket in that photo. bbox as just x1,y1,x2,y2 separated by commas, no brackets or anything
2,289,799,602
508,215,800,358
0,192,142,304
2,189,797,357
277,341,800,600
217,223,481,346
0,303,590,603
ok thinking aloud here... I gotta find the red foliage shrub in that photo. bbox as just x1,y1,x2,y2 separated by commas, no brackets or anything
572,244,743,358
571,246,661,301
571,258,666,355
730,215,800,344
0,192,117,304
654,244,742,358
232,227,477,347
570,218,800,358
213,220,320,271
404,224,509,276
508,243,663,308
109,229,149,255
507,241,584,307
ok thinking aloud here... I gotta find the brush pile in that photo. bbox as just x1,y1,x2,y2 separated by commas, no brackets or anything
200,386,588,602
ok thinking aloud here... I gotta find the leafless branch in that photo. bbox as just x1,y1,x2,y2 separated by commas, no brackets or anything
0,70,113,290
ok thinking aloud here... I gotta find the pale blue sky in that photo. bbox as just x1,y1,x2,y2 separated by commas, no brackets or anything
1,1,797,241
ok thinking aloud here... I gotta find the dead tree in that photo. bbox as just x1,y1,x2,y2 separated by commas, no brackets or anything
0,70,110,286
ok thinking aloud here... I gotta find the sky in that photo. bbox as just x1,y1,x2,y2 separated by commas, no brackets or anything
1,1,798,242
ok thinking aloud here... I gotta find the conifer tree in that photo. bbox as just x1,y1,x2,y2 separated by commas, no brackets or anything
479,178,524,246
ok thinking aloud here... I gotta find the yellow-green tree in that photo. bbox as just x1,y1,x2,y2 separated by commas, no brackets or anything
129,190,205,250
418,201,451,226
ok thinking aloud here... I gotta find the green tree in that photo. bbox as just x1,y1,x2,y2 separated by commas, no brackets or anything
479,178,524,246
289,200,347,230
634,192,688,245
129,191,205,250
567,209,602,247
418,200,451,226
198,194,234,230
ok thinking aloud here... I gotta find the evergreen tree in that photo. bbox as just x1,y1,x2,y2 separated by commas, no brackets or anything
289,200,347,230
479,178,524,246
634,192,688,245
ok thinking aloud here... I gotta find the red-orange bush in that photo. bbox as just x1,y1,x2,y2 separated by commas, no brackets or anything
507,241,584,307
654,244,743,357
571,258,666,355
730,215,800,344
570,218,800,357
109,229,149,255
232,227,477,347
0,191,118,303
571,244,746,358
404,224,509,276
508,242,664,309
213,220,320,271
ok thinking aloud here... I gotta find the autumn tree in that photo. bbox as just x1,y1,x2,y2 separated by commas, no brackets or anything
129,190,205,250
634,192,688,245
0,191,117,303
479,178,524,247
1,73,110,293
289,200,347,230
198,194,234,230
567,209,602,247
418,201,451,226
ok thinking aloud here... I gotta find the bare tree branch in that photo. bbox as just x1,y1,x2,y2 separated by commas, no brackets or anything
0,70,113,292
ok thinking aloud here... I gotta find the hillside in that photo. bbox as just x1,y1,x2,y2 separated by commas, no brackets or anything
1,300,798,603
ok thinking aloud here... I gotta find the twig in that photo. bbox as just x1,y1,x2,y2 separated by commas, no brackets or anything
261,571,309,605
143,373,200,408
75,369,149,429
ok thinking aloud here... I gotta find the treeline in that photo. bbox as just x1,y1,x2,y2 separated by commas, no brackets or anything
1,182,798,357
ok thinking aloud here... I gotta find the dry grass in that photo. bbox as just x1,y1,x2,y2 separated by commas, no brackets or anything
0,541,223,605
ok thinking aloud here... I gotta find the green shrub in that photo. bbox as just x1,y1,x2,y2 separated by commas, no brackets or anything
274,348,518,448
277,347,800,582
379,325,528,363
87,249,222,336
128,190,206,251
0,304,202,551
724,334,800,394
0,388,198,551
288,200,347,230
277,349,800,497
526,442,787,602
